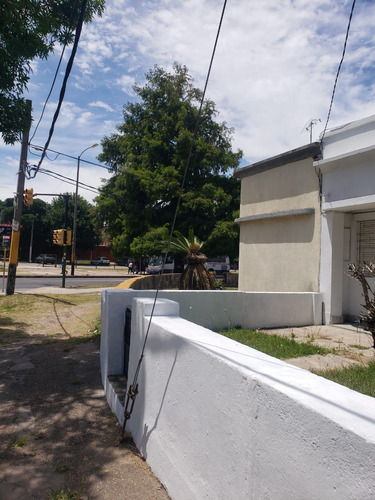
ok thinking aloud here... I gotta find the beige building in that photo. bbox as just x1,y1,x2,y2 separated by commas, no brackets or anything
234,143,322,292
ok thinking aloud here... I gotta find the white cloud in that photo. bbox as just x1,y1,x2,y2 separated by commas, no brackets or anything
115,74,136,95
1,0,375,202
89,101,114,112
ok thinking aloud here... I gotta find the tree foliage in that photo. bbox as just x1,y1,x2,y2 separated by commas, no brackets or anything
96,64,242,259
0,194,99,260
0,197,52,260
0,0,105,143
47,194,100,251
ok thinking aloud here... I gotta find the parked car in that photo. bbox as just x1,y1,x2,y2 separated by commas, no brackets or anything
35,254,56,264
91,256,110,266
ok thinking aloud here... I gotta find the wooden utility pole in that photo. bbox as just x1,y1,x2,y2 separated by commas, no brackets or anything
6,100,31,295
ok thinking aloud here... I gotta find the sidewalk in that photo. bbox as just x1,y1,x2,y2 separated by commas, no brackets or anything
264,323,375,371
0,337,170,499
0,268,170,499
2,262,132,278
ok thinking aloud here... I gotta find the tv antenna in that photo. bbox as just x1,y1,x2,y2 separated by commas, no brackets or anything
302,118,321,143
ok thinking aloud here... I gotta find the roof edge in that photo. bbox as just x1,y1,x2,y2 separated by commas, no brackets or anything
234,142,322,179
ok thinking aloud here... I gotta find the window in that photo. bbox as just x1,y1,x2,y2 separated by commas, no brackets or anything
358,220,375,264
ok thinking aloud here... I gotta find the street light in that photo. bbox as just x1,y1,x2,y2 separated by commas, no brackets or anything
71,143,98,275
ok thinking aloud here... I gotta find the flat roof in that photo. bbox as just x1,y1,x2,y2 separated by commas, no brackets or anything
234,142,322,179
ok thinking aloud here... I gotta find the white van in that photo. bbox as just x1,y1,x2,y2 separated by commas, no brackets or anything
146,255,174,274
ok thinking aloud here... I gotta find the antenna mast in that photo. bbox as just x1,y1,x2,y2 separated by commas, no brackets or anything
302,118,321,143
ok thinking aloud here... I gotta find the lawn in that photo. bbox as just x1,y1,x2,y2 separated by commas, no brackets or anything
219,327,375,398
0,293,101,346
314,362,375,398
218,327,331,359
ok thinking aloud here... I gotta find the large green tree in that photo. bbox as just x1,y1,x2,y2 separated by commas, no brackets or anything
96,64,242,260
0,0,105,143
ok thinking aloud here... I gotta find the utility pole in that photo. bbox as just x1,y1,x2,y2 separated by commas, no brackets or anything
6,100,31,295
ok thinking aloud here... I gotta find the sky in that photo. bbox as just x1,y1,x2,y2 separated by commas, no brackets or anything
1,0,375,204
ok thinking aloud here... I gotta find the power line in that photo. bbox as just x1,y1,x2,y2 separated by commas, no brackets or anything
122,0,228,439
30,0,81,143
321,0,356,141
28,143,109,171
38,168,99,194
29,46,68,144
30,0,88,178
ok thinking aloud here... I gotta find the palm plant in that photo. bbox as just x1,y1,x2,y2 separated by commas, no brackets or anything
169,229,215,290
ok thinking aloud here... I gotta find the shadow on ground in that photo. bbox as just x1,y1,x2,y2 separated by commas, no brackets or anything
0,336,169,499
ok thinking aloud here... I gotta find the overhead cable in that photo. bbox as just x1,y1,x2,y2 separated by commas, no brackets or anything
38,168,99,194
28,143,109,170
30,0,81,142
29,45,68,143
30,0,88,178
122,0,229,438
321,0,356,141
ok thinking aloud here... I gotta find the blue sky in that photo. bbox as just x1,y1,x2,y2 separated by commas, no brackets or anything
1,0,375,203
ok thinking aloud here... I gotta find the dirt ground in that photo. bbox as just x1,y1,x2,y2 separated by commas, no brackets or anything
0,293,170,499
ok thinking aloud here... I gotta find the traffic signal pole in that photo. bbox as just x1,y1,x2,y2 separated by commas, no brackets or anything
62,195,69,288
6,100,31,295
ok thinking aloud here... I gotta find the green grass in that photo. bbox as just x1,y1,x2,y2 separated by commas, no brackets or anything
348,344,370,350
47,488,82,500
10,435,27,448
218,327,331,359
314,361,375,398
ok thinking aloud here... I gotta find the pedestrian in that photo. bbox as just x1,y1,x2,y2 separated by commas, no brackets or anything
128,261,133,274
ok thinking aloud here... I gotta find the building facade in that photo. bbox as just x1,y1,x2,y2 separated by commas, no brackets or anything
234,143,322,293
235,114,375,324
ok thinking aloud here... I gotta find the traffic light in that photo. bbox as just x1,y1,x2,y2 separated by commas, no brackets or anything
53,229,64,245
66,230,72,246
53,229,72,246
23,188,34,206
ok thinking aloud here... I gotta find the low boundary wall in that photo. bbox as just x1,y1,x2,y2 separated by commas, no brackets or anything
101,289,323,392
101,294,375,499
116,273,181,290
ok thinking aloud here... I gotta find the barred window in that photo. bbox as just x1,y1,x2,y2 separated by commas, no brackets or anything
358,220,375,264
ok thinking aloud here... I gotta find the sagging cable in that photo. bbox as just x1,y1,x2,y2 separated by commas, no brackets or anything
121,0,228,440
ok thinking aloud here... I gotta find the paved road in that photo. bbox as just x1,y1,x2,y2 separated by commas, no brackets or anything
5,276,131,291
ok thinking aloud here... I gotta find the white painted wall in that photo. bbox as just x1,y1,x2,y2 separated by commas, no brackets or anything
100,288,322,388
320,147,375,212
323,114,375,159
320,211,345,324
316,115,375,322
101,295,375,500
